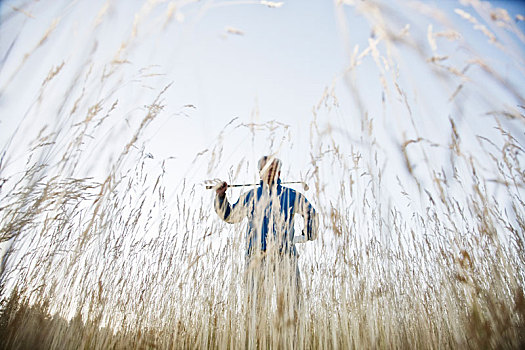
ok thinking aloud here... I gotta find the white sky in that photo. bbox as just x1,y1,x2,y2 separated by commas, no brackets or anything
0,0,524,237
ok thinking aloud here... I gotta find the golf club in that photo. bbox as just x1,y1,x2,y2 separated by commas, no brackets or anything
206,181,309,191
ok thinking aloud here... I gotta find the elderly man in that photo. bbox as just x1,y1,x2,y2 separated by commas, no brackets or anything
214,155,318,257
214,156,318,321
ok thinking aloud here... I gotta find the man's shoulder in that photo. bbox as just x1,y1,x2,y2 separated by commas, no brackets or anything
280,185,300,197
280,185,296,192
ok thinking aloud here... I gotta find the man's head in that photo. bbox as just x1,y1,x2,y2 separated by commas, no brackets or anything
258,156,282,185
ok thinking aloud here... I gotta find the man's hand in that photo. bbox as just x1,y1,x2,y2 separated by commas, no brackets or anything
216,181,228,198
293,235,307,244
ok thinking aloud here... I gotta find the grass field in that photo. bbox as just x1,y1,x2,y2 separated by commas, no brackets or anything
0,1,524,349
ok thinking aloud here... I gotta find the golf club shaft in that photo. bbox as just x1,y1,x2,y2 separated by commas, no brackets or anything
206,181,307,190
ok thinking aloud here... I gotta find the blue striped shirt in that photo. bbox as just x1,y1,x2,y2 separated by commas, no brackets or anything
215,179,318,256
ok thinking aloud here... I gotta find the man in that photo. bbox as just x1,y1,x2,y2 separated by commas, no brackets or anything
214,155,318,259
214,155,319,322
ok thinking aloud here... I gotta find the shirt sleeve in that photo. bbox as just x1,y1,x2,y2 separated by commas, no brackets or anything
295,192,319,241
214,191,250,224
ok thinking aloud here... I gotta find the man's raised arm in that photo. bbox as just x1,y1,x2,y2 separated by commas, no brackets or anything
214,182,248,224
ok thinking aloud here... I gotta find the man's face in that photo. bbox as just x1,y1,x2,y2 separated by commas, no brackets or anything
260,160,280,185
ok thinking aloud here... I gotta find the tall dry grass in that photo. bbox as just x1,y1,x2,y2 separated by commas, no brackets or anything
0,0,524,349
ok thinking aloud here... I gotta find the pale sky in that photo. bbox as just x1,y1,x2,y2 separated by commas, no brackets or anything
0,0,524,216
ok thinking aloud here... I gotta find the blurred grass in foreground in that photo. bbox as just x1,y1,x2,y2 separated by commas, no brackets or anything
1,0,525,349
